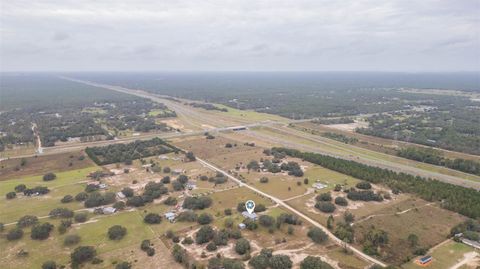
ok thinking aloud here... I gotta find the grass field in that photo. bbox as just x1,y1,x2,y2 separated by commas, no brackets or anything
402,240,478,269
354,201,466,265
0,151,95,181
0,166,98,223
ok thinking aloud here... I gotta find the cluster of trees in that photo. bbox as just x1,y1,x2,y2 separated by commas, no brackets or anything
451,219,480,241
249,249,292,269
272,147,480,219
280,161,304,177
397,147,480,176
347,190,384,202
189,102,228,112
85,138,176,165
140,239,156,256
183,196,213,210
362,227,389,255
321,132,358,144
312,117,354,125
84,192,116,208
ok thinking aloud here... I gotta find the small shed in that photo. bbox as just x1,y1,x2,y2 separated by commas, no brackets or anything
238,223,246,229
116,192,126,199
103,207,117,215
164,212,176,222
172,169,185,175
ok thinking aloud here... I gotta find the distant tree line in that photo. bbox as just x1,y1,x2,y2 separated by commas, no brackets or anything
272,147,480,219
397,147,480,176
85,138,177,165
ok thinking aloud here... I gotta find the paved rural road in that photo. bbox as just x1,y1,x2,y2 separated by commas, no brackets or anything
194,156,387,267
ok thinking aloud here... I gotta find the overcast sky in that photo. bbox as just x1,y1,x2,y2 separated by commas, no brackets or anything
1,0,479,72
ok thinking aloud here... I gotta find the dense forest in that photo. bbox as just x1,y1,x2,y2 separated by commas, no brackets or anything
85,138,177,165
397,147,480,176
271,147,480,219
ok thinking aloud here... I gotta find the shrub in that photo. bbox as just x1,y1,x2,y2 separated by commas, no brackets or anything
6,192,16,199
61,195,73,203
144,213,162,224
58,219,72,234
42,260,57,269
356,181,372,190
71,246,96,265
259,177,269,183
334,184,342,191
254,204,266,212
126,196,145,207
197,213,213,225
146,247,155,256
108,225,127,240
115,261,132,269
14,184,27,192
315,202,336,213
74,212,88,223
334,196,348,206
206,242,217,251
161,176,171,184
182,237,194,245
307,227,328,244
84,184,99,193
164,196,177,205
113,201,126,210
43,172,56,181
163,167,171,173
7,228,23,241
224,208,232,215
31,223,54,240
64,234,81,246
235,238,251,255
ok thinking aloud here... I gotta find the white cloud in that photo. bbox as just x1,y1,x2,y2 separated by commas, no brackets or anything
1,0,479,71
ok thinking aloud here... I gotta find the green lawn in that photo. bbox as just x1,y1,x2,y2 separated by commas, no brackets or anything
0,167,98,223
402,240,477,269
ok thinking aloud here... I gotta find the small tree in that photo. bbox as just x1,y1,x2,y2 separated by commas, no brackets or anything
195,225,215,244
115,261,132,269
307,227,328,244
144,213,162,224
260,177,269,183
269,255,293,269
300,256,333,269
64,234,81,246
7,228,23,241
235,238,251,255
334,196,348,206
121,187,134,197
6,192,16,199
407,233,419,247
198,213,214,225
41,261,57,269
75,192,88,201
303,178,309,185
14,184,27,192
61,195,73,203
315,202,336,213
71,246,96,265
17,215,38,228
31,223,54,240
108,225,127,240
259,215,275,227
43,172,57,181
186,151,196,161
206,242,217,251
74,212,88,223
327,215,334,230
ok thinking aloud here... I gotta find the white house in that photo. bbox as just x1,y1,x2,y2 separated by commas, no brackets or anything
242,211,257,221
